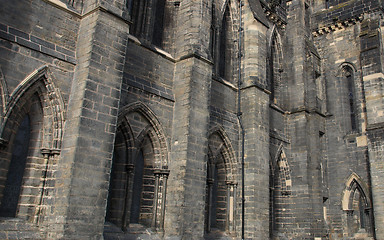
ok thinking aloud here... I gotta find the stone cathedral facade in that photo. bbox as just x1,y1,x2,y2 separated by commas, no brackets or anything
0,0,384,239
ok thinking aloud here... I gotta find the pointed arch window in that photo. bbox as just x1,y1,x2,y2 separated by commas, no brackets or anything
0,67,64,222
275,151,291,195
342,174,374,237
218,6,232,80
209,3,217,60
271,149,292,234
268,31,283,105
106,105,169,233
341,65,358,131
205,130,237,235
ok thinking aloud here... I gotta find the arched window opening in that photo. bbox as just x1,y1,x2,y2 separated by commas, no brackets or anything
205,129,237,237
105,104,169,234
342,175,374,238
347,184,372,236
0,67,64,223
341,66,357,132
347,72,357,131
218,6,232,80
106,133,157,229
268,32,283,105
275,152,291,196
209,4,216,60
269,37,278,103
0,115,31,217
271,149,292,235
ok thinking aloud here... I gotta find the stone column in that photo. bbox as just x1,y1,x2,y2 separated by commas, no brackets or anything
226,182,231,232
152,169,161,228
232,183,237,233
34,149,50,224
35,148,60,225
240,1,270,238
206,178,214,233
164,1,212,238
52,0,130,238
160,169,170,231
122,164,134,231
225,181,236,233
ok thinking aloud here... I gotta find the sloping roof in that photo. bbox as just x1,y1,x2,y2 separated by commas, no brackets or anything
248,0,269,27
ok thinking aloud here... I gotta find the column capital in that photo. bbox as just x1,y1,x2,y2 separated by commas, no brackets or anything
160,169,170,176
41,148,51,156
41,148,61,156
154,168,162,175
225,180,237,186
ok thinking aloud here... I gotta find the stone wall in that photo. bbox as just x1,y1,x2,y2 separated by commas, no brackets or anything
0,0,383,239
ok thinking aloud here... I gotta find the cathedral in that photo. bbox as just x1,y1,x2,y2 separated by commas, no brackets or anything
0,0,383,239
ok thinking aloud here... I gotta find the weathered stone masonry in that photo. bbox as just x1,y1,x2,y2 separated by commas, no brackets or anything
0,0,383,239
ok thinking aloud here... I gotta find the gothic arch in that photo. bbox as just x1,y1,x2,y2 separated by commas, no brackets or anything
118,102,169,167
336,62,358,77
336,62,359,132
205,125,238,234
267,25,284,61
271,144,292,237
341,172,374,237
0,66,65,150
266,26,284,104
271,144,291,195
212,0,239,82
0,66,64,221
342,173,371,211
106,102,170,231
208,125,238,181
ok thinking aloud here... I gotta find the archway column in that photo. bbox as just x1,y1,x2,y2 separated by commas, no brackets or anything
150,168,171,231
206,177,214,233
122,163,134,231
34,148,61,225
159,168,170,231
225,181,237,233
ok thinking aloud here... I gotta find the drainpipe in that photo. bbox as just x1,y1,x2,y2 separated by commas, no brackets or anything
236,0,245,239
